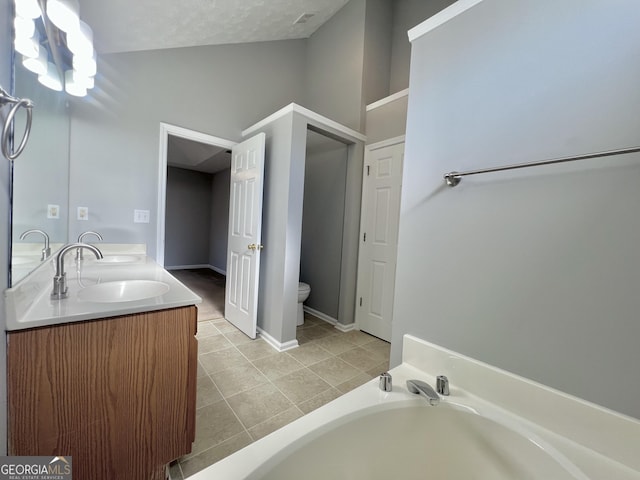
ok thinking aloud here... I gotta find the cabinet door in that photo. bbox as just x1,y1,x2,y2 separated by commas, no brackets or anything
8,306,198,480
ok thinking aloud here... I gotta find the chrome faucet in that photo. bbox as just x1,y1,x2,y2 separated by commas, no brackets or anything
77,231,103,260
51,243,103,299
406,379,440,406
20,229,50,261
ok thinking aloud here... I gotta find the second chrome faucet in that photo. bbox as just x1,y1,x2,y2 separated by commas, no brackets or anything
51,243,103,299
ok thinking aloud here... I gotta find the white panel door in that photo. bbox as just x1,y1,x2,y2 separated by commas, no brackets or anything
355,140,404,341
225,133,266,338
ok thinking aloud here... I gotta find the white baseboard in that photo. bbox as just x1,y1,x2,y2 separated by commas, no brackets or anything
334,322,357,333
209,265,227,276
257,327,299,352
303,306,357,332
164,264,226,275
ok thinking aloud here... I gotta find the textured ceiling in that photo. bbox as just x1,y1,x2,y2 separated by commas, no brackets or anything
79,0,351,54
168,135,230,175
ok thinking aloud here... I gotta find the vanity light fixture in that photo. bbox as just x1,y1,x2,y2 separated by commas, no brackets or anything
13,0,96,97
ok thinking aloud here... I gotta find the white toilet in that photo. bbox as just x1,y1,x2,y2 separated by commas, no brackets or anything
297,282,311,326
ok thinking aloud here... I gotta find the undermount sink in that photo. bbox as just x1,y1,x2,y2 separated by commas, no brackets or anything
77,280,170,303
94,255,142,264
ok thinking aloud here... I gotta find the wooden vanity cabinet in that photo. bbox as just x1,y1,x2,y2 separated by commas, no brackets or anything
7,305,198,480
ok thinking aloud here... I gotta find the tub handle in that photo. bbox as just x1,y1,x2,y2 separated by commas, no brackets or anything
379,372,392,392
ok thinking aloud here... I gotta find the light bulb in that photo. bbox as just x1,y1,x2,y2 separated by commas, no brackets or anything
38,62,63,91
14,0,41,19
47,0,80,32
73,50,97,76
65,70,87,97
22,51,48,75
67,20,94,56
14,30,40,58
14,16,35,39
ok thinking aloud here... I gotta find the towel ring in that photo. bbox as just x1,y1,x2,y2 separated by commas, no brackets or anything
1,97,34,161
0,85,34,161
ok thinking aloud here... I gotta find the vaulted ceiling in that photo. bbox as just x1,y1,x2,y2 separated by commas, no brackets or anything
80,0,351,54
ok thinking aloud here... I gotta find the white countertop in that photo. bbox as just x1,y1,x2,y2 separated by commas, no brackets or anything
5,248,202,331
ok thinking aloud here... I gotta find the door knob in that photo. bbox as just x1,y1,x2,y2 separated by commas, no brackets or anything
248,243,264,251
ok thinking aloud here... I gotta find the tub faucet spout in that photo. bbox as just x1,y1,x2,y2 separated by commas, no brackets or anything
406,379,440,406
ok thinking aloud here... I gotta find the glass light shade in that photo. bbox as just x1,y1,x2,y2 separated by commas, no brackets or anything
47,0,80,32
67,20,94,56
22,51,48,75
14,30,40,58
14,15,35,38
64,70,87,97
84,76,95,89
14,0,42,19
67,69,94,90
38,62,63,91
73,50,97,76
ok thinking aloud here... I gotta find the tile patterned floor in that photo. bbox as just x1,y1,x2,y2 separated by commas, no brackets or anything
169,269,391,479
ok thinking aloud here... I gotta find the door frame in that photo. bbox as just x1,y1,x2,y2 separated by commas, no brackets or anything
156,122,236,266
355,135,405,338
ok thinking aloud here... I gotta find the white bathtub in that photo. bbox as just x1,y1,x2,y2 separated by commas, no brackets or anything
247,402,587,480
189,336,640,480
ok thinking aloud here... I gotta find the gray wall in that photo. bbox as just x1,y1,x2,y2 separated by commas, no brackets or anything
209,168,230,272
362,0,392,105
68,40,307,259
305,0,367,131
301,135,349,319
0,0,10,454
12,66,69,249
165,167,212,267
388,0,456,93
393,0,640,419
256,113,306,344
365,94,407,144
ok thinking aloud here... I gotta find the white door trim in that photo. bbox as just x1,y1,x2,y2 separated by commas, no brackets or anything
157,122,236,265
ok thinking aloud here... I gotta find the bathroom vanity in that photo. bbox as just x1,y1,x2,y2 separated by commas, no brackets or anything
4,250,201,480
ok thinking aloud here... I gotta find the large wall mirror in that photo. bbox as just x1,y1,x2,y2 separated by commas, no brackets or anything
10,36,70,285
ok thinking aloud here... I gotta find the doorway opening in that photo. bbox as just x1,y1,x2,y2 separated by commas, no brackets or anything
157,123,236,268
299,129,350,326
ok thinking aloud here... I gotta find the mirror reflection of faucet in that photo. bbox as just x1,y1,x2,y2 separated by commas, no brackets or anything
19,229,50,261
76,231,103,261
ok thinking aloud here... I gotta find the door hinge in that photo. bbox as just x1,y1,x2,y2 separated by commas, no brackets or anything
363,232,366,242
366,165,370,176
359,297,363,307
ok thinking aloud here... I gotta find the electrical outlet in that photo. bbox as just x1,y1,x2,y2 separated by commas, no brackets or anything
47,204,60,219
134,209,150,223
77,206,89,221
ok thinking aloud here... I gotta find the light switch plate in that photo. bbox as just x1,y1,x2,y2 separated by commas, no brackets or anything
134,209,150,223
